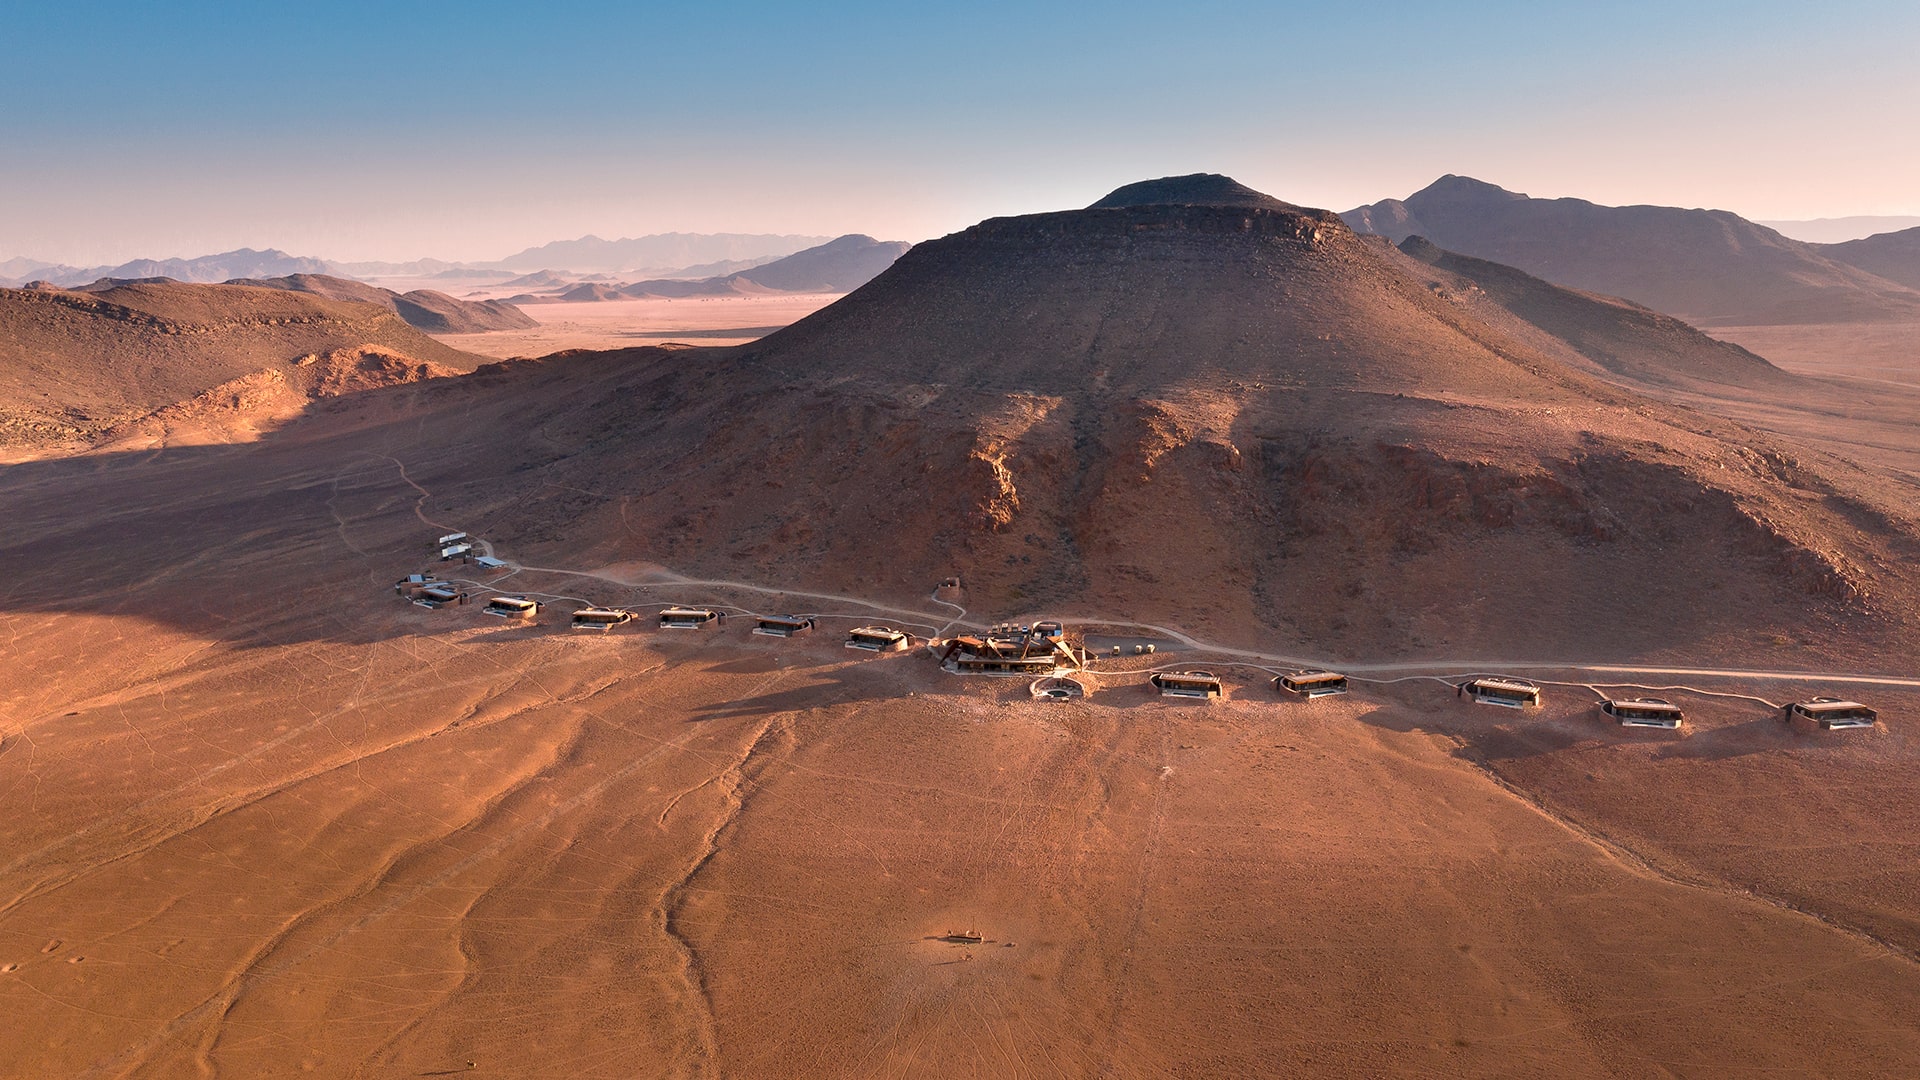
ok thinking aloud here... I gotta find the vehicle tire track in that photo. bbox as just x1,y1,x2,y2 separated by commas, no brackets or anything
77,674,737,1080
1091,711,1173,1078
658,668,799,1079
1453,737,1920,970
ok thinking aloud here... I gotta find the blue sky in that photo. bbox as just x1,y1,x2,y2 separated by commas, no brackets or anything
4,0,1916,262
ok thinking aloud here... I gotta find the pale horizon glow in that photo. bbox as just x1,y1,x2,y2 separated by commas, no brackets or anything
5,1,1918,266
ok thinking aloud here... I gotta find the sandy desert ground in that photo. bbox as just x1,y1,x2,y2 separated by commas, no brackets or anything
5,394,1920,1077
434,295,843,358
1709,322,1920,388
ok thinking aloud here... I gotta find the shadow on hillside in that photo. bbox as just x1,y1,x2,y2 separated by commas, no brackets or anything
1351,696,1605,765
1465,723,1597,763
0,348,683,652
1348,698,1447,736
0,336,1906,681
687,675,881,722
1649,716,1798,761
1083,683,1184,710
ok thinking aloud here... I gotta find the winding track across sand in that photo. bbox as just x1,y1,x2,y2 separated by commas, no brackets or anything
370,454,1920,694
454,545,1920,694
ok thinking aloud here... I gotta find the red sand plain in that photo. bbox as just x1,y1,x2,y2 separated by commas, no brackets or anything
5,431,1920,1077
435,294,843,357
1709,321,1920,388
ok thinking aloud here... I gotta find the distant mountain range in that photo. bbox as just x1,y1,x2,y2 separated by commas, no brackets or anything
1344,176,1920,325
1812,227,1920,292
2,249,331,289
0,234,905,316
0,233,839,289
491,233,833,273
514,235,912,303
1758,216,1920,244
14,204,1920,329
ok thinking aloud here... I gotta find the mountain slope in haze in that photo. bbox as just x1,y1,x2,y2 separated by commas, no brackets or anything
1816,226,1920,292
1389,235,1795,393
1344,176,1920,325
346,177,1920,665
0,281,478,454
1761,216,1920,244
107,248,333,284
389,291,536,333
325,257,487,278
0,256,88,286
555,283,627,302
494,232,832,273
8,248,335,288
3,238,841,288
660,254,785,279
524,236,913,301
498,270,576,289
725,234,912,292
229,273,537,332
615,235,912,298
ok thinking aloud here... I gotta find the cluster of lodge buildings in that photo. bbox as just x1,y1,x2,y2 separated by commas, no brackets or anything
433,534,506,571
396,555,925,651
570,607,731,632
484,595,539,619
1126,670,1878,732
1601,697,1684,729
396,574,468,609
392,533,1887,733
940,622,1080,675
1458,676,1543,709
1141,669,1350,701
1277,670,1348,697
846,625,912,651
753,615,813,637
661,607,724,629
1452,676,1879,733
1152,670,1223,698
1782,697,1877,729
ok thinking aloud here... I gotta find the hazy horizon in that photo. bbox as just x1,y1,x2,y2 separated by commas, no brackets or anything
6,1,1918,265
